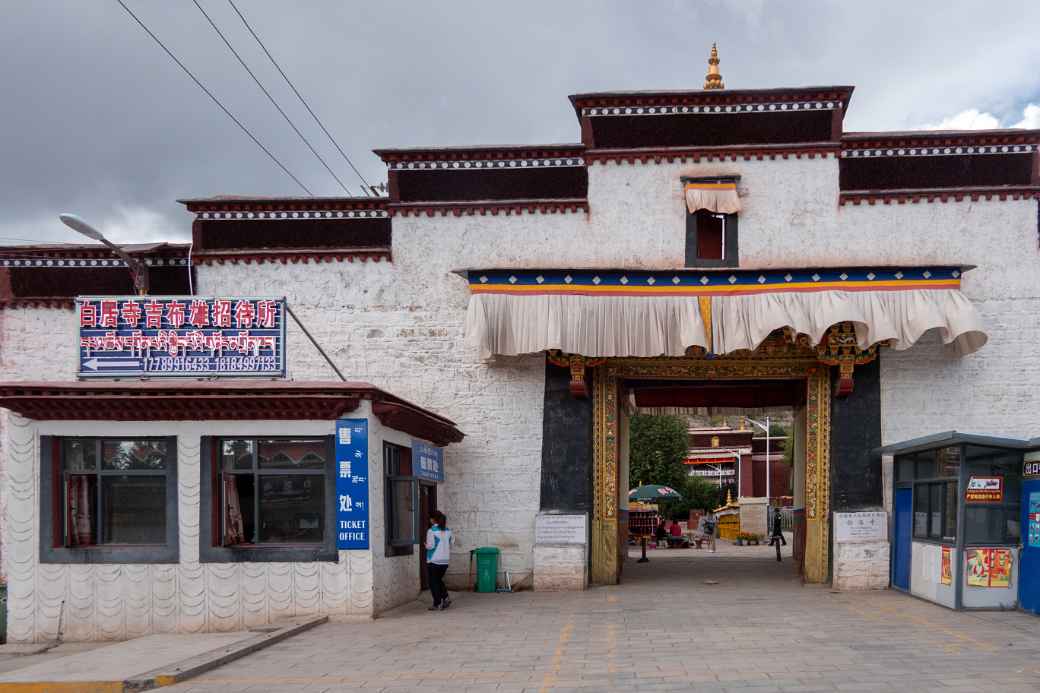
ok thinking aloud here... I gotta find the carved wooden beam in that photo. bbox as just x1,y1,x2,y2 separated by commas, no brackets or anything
546,351,605,398
814,323,881,397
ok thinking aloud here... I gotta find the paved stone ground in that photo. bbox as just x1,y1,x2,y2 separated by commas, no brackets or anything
166,539,1040,692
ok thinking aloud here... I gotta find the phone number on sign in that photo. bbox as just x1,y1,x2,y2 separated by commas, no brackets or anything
143,356,281,372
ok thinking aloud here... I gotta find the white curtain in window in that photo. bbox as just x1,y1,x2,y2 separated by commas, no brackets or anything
684,182,741,214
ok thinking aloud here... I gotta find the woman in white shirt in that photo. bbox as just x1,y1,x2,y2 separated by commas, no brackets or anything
425,510,452,610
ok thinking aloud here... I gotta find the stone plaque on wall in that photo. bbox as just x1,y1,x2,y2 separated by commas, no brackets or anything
535,513,588,545
833,511,887,543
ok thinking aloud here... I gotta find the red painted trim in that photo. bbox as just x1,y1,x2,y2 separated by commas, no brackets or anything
842,130,1040,150
181,198,388,213
839,186,1040,206
569,86,855,117
387,199,590,217
0,382,464,444
580,116,595,148
372,400,465,447
0,246,188,260
374,144,585,165
584,143,839,165
831,108,844,142
191,248,392,266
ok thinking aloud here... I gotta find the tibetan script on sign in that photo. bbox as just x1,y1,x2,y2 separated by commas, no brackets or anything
77,296,286,377
535,513,588,545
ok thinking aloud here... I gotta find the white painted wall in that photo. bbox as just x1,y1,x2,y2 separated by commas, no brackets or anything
1,402,432,643
1,153,1037,600
910,542,956,608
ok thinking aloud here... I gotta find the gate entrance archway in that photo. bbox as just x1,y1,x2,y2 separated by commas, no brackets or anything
589,339,833,585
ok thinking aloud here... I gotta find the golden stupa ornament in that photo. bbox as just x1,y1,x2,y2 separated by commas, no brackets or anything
704,43,724,90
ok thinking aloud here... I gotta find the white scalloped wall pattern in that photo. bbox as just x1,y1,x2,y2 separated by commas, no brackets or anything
1,417,392,643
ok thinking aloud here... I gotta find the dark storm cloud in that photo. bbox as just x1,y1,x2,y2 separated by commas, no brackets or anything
2,1,1038,245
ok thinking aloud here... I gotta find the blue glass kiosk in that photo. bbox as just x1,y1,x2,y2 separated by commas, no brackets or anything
880,432,1038,613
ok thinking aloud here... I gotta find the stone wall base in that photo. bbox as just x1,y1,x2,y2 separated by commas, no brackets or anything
833,540,890,590
533,544,587,591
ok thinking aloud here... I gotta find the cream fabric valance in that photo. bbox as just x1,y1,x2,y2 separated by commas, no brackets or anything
685,181,741,215
465,294,709,360
463,267,987,360
710,289,986,356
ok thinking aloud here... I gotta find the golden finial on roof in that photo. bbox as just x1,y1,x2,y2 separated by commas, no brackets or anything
704,43,724,90
726,489,733,505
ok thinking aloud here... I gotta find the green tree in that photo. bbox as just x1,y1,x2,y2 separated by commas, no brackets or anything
629,414,689,492
667,476,723,520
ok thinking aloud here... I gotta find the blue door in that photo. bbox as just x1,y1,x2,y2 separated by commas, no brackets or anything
893,488,912,591
1021,480,1040,615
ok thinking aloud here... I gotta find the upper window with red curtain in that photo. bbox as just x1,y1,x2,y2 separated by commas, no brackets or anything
62,439,170,546
40,435,179,564
197,435,337,563
218,438,328,546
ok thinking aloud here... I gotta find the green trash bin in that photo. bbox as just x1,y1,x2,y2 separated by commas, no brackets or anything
473,546,500,593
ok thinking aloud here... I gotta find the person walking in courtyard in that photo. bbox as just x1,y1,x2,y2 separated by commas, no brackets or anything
702,513,716,552
425,510,452,610
769,508,786,562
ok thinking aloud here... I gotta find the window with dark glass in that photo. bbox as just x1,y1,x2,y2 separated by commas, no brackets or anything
61,439,169,546
903,446,959,543
912,480,956,541
384,442,416,557
963,446,1022,545
219,438,327,545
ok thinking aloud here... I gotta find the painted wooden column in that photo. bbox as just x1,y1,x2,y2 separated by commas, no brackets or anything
590,365,620,585
803,366,832,584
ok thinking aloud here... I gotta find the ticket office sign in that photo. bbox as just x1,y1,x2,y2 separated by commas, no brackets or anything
335,419,369,550
77,296,286,377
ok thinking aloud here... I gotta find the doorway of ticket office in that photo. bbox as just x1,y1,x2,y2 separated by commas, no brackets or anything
419,481,438,590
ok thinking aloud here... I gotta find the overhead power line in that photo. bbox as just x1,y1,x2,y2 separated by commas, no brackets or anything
191,0,354,196
0,237,81,245
226,0,375,197
114,0,313,195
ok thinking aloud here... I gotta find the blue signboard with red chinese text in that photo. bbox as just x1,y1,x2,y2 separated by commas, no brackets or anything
335,419,369,550
77,296,286,377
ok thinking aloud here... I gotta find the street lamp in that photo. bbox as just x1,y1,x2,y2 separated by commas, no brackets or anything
745,416,771,503
59,214,148,295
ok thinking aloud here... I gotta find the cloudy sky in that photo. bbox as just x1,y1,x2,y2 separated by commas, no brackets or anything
3,1,1038,246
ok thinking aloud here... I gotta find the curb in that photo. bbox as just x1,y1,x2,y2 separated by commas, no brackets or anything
124,615,328,691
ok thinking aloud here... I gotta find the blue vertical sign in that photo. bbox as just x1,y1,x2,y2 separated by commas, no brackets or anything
335,419,369,550
412,440,444,483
